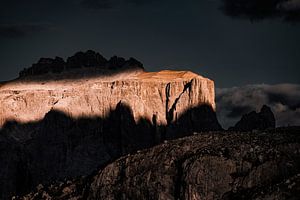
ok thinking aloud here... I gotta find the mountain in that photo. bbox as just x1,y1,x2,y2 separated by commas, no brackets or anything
18,50,144,78
229,105,276,131
0,51,221,199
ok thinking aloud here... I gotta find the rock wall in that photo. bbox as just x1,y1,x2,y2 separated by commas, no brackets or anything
0,67,221,199
0,70,218,130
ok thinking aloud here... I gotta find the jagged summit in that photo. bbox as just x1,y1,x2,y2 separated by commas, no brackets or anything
229,105,276,131
18,50,144,78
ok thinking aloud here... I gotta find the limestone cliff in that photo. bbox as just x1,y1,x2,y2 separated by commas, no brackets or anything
0,51,221,199
0,70,216,130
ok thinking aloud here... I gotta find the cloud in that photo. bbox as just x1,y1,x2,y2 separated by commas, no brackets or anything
0,24,52,39
216,84,300,129
220,0,300,22
279,0,300,11
226,105,252,118
80,0,158,9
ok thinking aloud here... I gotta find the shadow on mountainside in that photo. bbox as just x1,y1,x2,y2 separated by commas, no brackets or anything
12,66,144,84
0,103,222,199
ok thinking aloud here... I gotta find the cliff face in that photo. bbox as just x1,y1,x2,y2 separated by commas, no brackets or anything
0,57,221,199
0,70,217,130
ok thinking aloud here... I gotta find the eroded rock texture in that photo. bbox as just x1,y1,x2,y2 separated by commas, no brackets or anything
16,130,300,200
0,57,221,199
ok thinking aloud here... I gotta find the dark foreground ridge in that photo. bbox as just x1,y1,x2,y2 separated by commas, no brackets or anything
18,50,144,78
0,103,221,199
16,130,300,200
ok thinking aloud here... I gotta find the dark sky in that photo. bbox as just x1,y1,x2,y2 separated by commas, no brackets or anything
0,0,300,87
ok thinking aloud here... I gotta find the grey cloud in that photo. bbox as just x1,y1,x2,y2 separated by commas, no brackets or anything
226,105,252,118
279,0,300,11
220,0,300,22
216,84,300,129
0,24,52,39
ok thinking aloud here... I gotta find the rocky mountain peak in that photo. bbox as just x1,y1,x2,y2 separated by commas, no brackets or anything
18,50,144,78
229,105,276,131
66,50,107,69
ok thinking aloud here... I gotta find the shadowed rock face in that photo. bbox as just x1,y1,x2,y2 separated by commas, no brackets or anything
0,63,221,199
229,105,276,131
66,50,107,70
0,105,221,199
15,130,300,200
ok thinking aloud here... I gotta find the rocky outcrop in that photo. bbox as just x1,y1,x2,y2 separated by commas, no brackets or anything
0,59,221,199
18,50,144,78
15,130,300,200
229,105,276,131
66,50,107,70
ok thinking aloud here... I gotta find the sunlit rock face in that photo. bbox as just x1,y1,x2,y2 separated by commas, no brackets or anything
0,70,216,130
0,51,221,199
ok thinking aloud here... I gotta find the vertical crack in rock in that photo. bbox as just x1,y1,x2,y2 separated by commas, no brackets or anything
174,157,186,200
164,82,172,141
165,83,171,124
167,80,193,126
